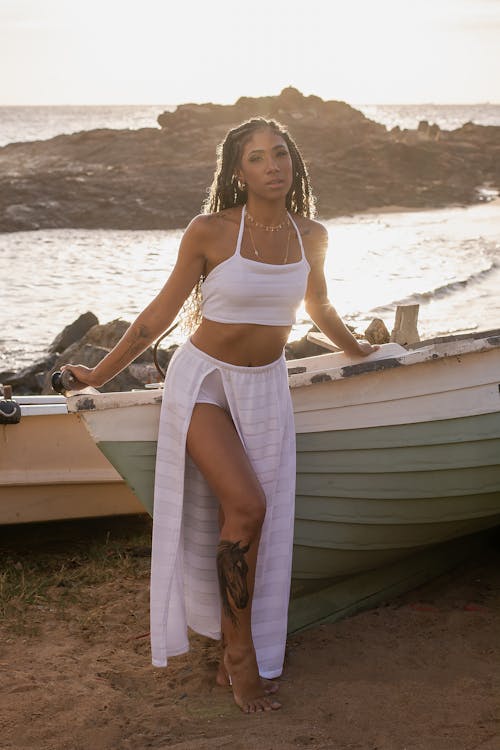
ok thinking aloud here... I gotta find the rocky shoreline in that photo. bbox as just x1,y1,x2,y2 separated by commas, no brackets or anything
0,311,392,396
1,87,499,233
0,314,171,396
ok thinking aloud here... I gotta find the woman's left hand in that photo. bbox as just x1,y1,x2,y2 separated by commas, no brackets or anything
353,341,380,357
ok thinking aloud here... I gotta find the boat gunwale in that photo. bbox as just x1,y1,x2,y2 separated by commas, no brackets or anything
65,328,500,412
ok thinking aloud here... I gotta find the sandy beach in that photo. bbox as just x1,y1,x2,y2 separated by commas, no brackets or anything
1,516,498,750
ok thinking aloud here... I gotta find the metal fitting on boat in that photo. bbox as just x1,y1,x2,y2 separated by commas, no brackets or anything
51,370,77,394
0,385,22,424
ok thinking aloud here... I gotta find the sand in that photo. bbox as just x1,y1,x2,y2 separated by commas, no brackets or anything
1,518,499,750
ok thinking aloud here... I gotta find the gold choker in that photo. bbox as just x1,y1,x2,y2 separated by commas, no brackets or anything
246,208,289,232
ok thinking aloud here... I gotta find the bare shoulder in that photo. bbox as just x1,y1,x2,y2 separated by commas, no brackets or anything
291,215,329,258
185,207,242,242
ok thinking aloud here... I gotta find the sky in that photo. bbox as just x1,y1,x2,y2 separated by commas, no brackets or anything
0,0,499,106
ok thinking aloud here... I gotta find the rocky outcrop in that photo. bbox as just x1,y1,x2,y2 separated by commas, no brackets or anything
1,354,59,393
285,335,328,361
48,312,99,354
0,315,176,395
2,303,423,395
364,318,391,345
1,88,498,233
2,311,386,394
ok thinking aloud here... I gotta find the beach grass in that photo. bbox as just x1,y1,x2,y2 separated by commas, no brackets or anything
0,515,152,635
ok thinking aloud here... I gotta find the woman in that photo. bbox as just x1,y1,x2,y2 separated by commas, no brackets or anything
61,117,379,714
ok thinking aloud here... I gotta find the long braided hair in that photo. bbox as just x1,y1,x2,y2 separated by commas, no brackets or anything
180,117,316,332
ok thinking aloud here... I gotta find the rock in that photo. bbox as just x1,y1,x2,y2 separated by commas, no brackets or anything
429,123,440,141
127,363,163,385
285,331,328,360
81,318,129,349
2,87,496,233
4,313,180,395
126,342,176,382
80,319,173,370
4,204,40,230
41,343,145,394
49,312,99,353
2,354,59,395
39,321,179,394
364,318,390,344
416,121,441,143
345,324,363,338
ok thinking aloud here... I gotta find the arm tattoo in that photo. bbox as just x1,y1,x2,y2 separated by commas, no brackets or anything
121,324,151,363
216,540,250,626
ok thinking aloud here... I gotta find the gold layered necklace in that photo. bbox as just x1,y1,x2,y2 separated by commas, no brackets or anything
246,218,291,265
246,208,289,232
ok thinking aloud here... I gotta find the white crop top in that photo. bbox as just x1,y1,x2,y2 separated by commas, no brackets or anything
201,205,310,326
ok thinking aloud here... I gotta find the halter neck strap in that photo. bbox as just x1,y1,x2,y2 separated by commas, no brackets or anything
286,212,306,261
238,204,307,264
235,205,246,255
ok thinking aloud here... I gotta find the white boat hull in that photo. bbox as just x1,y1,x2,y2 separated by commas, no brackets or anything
1,399,144,524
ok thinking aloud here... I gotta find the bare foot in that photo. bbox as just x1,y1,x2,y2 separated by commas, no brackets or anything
215,661,279,694
223,647,282,713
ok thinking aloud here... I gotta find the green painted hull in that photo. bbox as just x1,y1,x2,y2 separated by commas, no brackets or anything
99,440,156,515
74,333,500,630
98,410,500,584
287,530,496,633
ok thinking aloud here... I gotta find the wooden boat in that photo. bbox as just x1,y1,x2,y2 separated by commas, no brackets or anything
0,394,144,524
67,328,500,630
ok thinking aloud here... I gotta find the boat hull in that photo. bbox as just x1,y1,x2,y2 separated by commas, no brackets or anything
95,408,500,583
67,333,500,627
0,408,144,524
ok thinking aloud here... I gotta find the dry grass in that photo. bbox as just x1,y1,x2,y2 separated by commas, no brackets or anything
0,514,152,635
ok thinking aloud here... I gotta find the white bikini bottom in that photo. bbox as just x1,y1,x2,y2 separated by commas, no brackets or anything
195,368,230,412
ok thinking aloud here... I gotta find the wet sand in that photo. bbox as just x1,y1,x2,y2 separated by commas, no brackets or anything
1,519,499,750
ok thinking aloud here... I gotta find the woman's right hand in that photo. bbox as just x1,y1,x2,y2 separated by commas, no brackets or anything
59,363,103,390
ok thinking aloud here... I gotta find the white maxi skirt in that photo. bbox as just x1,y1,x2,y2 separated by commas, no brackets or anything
150,339,296,679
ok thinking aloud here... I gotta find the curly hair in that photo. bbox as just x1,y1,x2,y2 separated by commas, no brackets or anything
180,117,316,333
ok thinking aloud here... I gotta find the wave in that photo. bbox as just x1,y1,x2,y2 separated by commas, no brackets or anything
370,259,499,313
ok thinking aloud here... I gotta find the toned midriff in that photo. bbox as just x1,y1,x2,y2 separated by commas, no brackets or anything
189,318,291,367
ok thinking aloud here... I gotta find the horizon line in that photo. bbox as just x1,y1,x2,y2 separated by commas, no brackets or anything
1,101,499,107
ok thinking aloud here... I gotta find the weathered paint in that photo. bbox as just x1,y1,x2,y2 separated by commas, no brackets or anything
310,373,332,383
63,328,500,631
75,397,96,411
290,331,500,389
94,406,500,582
67,330,500,408
287,530,494,632
340,357,402,378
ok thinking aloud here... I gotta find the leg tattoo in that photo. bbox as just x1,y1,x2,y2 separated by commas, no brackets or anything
217,540,250,626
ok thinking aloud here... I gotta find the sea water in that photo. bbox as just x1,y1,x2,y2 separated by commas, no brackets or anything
1,103,500,147
0,104,499,373
1,201,498,373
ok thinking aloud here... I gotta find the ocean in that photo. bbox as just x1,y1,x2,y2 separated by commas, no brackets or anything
1,103,500,147
0,104,499,374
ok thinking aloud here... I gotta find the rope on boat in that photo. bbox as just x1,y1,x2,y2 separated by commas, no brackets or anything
153,320,180,379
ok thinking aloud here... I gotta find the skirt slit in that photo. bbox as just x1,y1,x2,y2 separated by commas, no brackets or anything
150,338,296,679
